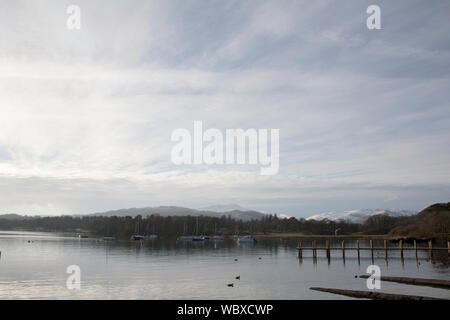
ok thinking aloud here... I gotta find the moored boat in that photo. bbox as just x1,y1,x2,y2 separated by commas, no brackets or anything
178,235,194,241
237,236,257,244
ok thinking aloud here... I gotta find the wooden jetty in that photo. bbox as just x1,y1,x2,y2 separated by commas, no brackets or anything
310,287,445,300
297,239,450,262
358,275,450,289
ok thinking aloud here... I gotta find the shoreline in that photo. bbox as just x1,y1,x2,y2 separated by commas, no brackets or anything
253,233,445,242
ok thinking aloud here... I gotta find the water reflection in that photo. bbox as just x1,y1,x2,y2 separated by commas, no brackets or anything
0,231,448,299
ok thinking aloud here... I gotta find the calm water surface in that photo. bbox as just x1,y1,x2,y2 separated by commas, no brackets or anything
0,231,449,299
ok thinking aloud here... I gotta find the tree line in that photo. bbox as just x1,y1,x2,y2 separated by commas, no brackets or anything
1,202,448,239
0,212,434,239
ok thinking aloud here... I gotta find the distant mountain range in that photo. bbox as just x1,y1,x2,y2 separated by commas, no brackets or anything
0,213,24,220
306,209,417,224
0,206,421,224
198,204,251,212
89,205,267,221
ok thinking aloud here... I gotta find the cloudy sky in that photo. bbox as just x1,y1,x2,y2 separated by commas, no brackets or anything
0,0,449,217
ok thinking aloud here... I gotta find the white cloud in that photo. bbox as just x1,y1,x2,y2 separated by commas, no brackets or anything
0,0,449,216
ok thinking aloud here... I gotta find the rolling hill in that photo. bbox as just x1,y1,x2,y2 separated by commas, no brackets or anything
89,205,267,221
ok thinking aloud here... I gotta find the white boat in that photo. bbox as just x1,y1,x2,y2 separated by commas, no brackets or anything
211,223,223,241
190,218,204,241
103,236,116,241
178,235,194,241
237,236,257,244
178,218,205,242
144,221,158,240
178,221,194,241
131,219,145,241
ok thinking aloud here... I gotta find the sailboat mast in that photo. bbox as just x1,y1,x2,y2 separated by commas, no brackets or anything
196,217,199,236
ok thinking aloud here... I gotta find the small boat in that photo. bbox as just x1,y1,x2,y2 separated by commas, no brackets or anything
211,224,223,241
103,236,116,241
202,236,210,240
143,234,158,240
130,218,146,241
78,234,88,239
178,235,194,241
237,236,257,244
190,218,204,242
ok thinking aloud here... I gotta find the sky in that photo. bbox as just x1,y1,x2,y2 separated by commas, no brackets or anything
0,0,449,217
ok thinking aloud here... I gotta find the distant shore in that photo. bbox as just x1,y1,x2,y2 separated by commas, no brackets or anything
253,233,442,241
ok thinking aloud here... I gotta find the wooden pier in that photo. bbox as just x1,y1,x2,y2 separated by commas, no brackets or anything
358,275,450,289
310,287,445,300
297,239,450,262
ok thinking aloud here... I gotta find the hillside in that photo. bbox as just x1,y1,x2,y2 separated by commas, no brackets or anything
199,204,250,212
89,205,266,221
389,202,450,238
0,214,24,220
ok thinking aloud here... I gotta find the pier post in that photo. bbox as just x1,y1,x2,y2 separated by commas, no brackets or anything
298,242,302,259
313,240,317,259
448,241,450,258
414,240,417,258
399,240,404,261
384,240,388,260
370,240,374,262
428,240,433,260
356,240,360,264
341,240,345,260
326,240,330,261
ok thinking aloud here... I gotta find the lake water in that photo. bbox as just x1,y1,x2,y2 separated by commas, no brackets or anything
0,231,449,300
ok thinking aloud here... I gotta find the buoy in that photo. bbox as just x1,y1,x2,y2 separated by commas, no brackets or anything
234,259,238,261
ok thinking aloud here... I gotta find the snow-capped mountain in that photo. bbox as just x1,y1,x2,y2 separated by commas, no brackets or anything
306,209,417,224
